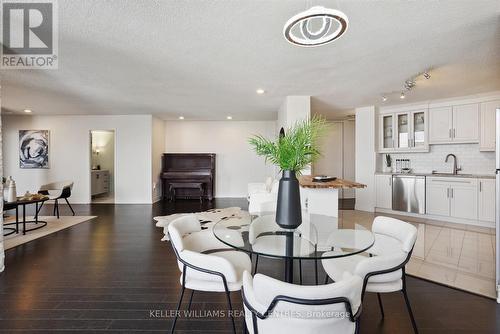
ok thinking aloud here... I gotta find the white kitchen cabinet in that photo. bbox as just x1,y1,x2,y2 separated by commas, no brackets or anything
375,174,392,209
426,177,477,220
378,114,395,152
426,179,450,216
449,180,478,220
378,109,428,152
480,100,499,151
429,107,452,144
452,104,479,143
478,178,495,222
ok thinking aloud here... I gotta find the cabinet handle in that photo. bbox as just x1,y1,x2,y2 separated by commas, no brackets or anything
447,188,450,198
453,128,456,138
451,188,454,198
479,181,482,192
449,129,452,138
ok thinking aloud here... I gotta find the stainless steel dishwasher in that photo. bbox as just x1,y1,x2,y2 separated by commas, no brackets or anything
392,175,426,214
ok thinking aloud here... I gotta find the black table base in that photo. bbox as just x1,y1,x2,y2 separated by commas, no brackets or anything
3,199,48,236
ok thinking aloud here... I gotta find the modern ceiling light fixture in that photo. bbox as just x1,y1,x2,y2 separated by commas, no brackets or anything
283,6,349,47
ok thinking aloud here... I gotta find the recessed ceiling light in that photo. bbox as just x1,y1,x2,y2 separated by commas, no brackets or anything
24,109,32,113
283,6,349,47
256,89,265,95
226,116,233,120
400,92,406,99
382,96,387,102
178,116,184,120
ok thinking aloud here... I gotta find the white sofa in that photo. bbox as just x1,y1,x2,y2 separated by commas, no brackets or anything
247,177,279,215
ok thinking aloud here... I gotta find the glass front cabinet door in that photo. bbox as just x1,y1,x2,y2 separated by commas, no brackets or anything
412,110,426,148
379,110,428,152
379,114,394,151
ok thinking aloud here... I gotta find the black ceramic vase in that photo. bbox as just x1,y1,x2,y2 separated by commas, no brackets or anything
275,170,302,229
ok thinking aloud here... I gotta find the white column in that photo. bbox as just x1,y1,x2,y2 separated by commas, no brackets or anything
354,106,377,212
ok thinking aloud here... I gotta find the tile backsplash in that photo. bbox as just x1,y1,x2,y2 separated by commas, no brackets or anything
382,144,496,175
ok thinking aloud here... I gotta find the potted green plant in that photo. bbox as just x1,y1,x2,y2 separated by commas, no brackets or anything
249,116,328,229
383,154,393,173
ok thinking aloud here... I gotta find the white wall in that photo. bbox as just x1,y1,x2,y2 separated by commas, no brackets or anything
355,106,377,212
2,115,153,204
152,117,165,202
91,130,115,194
277,96,311,131
164,120,276,197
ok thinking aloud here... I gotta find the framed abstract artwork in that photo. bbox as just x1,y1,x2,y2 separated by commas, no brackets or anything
19,130,50,169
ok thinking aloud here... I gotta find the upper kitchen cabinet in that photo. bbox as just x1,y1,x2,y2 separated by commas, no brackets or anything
429,106,452,143
479,100,499,151
429,103,479,144
378,109,428,152
378,114,395,152
452,104,479,143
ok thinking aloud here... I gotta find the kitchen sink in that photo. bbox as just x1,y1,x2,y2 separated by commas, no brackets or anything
431,172,474,177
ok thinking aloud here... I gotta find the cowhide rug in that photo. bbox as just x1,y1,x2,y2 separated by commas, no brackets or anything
154,207,251,241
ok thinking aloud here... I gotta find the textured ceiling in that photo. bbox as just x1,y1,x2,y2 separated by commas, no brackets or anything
1,0,500,120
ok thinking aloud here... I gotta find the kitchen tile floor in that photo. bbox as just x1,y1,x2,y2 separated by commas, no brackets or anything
339,210,497,299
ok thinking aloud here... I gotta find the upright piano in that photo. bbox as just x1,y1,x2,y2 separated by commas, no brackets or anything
161,153,215,201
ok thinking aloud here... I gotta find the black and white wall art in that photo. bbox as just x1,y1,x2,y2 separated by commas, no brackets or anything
19,130,50,169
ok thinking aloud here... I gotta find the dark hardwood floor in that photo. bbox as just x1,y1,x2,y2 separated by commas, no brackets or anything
0,199,499,333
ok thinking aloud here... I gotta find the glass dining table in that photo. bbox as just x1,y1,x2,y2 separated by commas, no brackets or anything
212,211,375,284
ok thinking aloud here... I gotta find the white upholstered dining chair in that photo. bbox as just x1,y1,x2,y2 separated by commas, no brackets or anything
37,181,75,218
168,214,252,333
321,216,419,333
242,271,363,334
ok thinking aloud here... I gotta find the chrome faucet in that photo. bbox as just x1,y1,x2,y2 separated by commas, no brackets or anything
445,154,461,174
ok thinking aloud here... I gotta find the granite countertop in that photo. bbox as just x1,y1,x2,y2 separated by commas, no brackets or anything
375,172,495,179
299,176,366,189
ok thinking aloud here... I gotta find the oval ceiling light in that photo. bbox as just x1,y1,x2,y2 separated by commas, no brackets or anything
283,6,348,47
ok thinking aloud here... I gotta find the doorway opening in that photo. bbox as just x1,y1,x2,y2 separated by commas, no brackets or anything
90,130,115,204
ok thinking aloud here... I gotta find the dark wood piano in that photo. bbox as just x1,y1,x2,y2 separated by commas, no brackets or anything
161,153,215,201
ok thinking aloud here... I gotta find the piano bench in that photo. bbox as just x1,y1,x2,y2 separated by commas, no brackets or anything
169,182,204,202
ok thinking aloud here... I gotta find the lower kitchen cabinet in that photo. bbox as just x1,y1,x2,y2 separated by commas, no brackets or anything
450,180,478,220
478,178,495,222
375,174,392,209
426,177,478,220
426,180,450,216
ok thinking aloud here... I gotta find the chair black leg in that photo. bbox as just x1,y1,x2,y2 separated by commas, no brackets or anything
314,258,318,285
299,260,302,285
65,198,75,216
36,201,44,215
171,286,186,334
224,288,237,334
402,288,418,334
187,290,195,312
377,293,385,319
252,254,259,275
53,200,57,216
324,274,330,285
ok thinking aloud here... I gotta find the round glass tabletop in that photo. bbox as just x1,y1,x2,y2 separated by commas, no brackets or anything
212,212,375,260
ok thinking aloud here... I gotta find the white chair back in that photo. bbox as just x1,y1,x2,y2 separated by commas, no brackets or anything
39,181,74,191
168,215,202,252
354,216,417,285
372,216,418,253
243,271,362,334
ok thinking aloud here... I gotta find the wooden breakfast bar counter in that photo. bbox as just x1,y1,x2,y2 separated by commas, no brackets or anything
298,176,366,217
